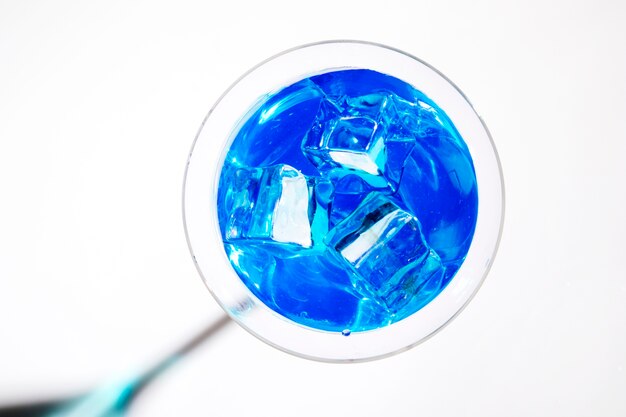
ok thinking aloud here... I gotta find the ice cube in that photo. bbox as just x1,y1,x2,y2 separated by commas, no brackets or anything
301,93,418,191
219,162,262,241
222,163,331,252
308,176,333,250
324,192,444,311
415,99,446,138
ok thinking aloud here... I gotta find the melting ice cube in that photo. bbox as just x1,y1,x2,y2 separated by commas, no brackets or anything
221,163,330,251
302,93,418,191
324,192,444,311
415,99,446,138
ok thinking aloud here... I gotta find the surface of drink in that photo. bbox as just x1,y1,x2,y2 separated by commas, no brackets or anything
217,69,478,332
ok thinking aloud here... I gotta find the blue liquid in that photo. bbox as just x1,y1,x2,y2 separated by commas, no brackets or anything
217,69,478,332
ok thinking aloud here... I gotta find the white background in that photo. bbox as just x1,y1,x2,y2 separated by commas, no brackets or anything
1,1,625,416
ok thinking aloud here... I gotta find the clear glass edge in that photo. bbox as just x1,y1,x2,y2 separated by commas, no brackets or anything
181,39,506,363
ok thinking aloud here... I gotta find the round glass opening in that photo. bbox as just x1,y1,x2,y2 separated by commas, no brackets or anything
183,41,504,362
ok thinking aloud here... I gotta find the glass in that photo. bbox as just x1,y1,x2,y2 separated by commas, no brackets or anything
183,41,504,362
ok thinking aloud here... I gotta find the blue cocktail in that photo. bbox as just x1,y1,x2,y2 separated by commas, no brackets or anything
216,69,478,333
184,41,503,361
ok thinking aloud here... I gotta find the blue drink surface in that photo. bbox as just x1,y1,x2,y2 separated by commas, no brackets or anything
217,69,478,332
